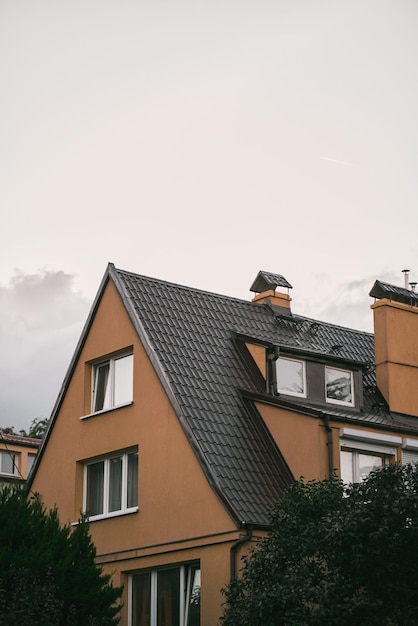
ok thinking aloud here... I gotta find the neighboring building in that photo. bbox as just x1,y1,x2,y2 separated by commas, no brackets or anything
0,432,40,486
28,264,418,626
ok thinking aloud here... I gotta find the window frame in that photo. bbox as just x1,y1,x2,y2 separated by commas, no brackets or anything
83,449,138,521
27,452,37,475
91,351,133,414
340,447,393,483
325,365,354,407
0,450,19,476
276,356,307,398
129,562,201,626
339,428,401,484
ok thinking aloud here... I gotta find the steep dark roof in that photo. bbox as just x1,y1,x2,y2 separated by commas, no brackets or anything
30,265,418,528
111,266,416,527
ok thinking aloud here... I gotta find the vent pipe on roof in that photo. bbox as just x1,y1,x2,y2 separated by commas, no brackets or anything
410,282,417,293
402,269,410,289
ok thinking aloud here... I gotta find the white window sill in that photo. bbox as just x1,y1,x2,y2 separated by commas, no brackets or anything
80,401,133,420
71,506,138,526
326,398,354,408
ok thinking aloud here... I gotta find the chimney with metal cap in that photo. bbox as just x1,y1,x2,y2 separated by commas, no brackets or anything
250,271,292,311
370,269,418,417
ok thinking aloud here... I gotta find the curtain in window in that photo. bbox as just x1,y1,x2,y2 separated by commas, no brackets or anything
157,569,180,626
109,455,123,512
185,566,201,626
132,572,151,626
86,461,104,516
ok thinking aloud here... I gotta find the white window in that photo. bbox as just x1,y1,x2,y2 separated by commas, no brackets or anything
339,428,400,484
340,449,391,483
0,450,18,475
92,352,133,413
325,366,353,406
130,563,200,626
84,450,138,520
276,357,306,397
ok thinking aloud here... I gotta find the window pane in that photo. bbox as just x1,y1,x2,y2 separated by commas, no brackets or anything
0,451,16,475
108,456,123,512
27,453,36,474
277,358,305,395
187,566,201,626
157,569,180,626
326,367,352,404
94,362,110,411
132,573,151,626
127,451,139,508
340,450,353,484
86,461,104,516
358,453,383,482
114,354,133,406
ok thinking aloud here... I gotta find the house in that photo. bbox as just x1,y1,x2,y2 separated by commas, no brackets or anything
28,264,418,625
0,432,40,486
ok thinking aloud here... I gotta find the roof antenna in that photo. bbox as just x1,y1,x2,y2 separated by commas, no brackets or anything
402,269,410,289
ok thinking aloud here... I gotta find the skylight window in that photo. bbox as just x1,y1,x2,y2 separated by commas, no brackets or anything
276,357,306,397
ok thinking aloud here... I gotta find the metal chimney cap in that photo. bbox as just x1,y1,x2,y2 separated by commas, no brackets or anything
250,271,293,294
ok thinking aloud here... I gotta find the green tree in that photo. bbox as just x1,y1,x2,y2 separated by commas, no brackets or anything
26,417,49,438
222,464,418,626
0,486,122,625
0,417,49,439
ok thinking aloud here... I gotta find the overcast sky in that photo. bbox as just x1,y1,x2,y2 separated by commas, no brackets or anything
1,0,417,432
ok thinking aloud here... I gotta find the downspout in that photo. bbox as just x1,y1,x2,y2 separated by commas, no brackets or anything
321,413,334,477
266,346,280,395
230,524,253,580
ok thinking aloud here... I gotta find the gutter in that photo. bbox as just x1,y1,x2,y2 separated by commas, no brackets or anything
230,524,253,580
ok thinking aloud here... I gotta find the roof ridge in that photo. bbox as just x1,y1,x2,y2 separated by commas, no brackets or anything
115,266,260,307
115,267,373,335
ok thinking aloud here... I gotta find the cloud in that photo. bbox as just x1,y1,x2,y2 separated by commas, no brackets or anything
311,270,402,333
0,269,90,432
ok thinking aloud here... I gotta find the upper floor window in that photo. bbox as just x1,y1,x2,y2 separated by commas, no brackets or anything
325,366,353,406
0,450,18,475
92,352,133,413
276,357,306,397
84,449,138,520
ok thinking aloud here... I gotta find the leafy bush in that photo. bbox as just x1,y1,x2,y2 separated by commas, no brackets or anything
222,464,418,626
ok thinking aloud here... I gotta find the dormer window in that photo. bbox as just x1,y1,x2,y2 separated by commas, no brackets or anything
325,366,353,406
276,357,306,397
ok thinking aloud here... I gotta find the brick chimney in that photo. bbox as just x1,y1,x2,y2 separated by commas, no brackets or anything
250,271,292,311
370,278,418,417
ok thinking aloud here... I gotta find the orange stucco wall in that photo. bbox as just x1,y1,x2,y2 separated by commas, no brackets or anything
31,279,238,625
372,299,418,416
256,402,331,481
246,343,266,378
